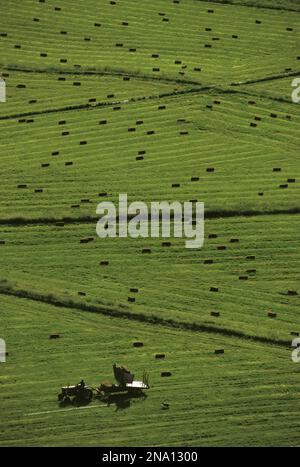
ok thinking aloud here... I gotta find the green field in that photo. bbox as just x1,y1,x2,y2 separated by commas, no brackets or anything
0,0,300,447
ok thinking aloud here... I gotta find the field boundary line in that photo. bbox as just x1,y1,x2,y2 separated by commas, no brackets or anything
0,283,291,349
195,0,300,13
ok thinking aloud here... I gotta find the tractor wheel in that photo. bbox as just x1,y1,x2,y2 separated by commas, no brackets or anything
58,393,64,402
85,389,93,401
64,396,71,404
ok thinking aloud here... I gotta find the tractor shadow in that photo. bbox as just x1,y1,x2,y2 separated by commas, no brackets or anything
59,398,92,408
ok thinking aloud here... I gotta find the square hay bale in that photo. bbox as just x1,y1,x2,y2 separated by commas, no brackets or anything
248,100,256,105
153,68,160,72
204,44,212,48
81,199,91,203
115,43,123,47
287,178,295,183
100,261,109,266
206,105,213,109
279,184,288,189
65,161,73,166
230,238,239,243
60,58,67,63
52,151,59,156
99,120,107,125
99,192,108,197
250,123,257,128
60,31,68,34
208,233,218,239
239,275,248,281
172,183,180,188
206,167,215,172
123,76,130,81
71,204,80,209
217,246,226,250
130,288,139,293
204,259,213,264
155,353,166,359
211,311,220,317
232,34,238,39
162,242,171,247
162,18,169,22
41,163,50,168
136,156,144,161
133,341,143,347
270,113,277,118
147,130,155,135
191,176,200,182
268,312,277,318
0,240,6,245
210,287,219,292
158,105,166,110
17,184,27,189
246,269,256,274
122,21,129,26
107,94,114,98
34,188,43,193
49,334,60,339
58,77,66,81
73,82,81,86
254,116,262,121
174,60,182,64
62,131,69,136
273,167,281,172
291,332,299,336
128,127,136,132
15,45,21,49
138,150,146,155
215,349,224,355
288,290,298,296
152,54,159,58
40,52,47,57
255,20,262,24
78,291,86,296
29,100,37,104
59,120,66,125
194,67,201,71
246,255,255,260
142,248,151,254
129,48,136,52
113,106,121,111
286,27,293,31
79,141,87,145
136,120,144,125
208,9,214,13
128,297,135,303
161,371,172,377
17,84,26,89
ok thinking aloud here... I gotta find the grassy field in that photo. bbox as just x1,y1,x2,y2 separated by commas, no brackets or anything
0,0,300,447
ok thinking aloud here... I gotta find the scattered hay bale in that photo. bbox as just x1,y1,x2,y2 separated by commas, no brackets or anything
122,21,129,26
78,291,86,296
138,150,146,155
250,123,257,128
205,44,212,48
40,52,47,57
58,77,66,81
34,188,43,193
155,353,165,359
162,242,171,247
129,48,136,52
248,100,256,105
287,178,295,183
208,233,218,239
161,371,172,377
279,184,288,189
65,161,73,166
270,113,277,118
194,67,201,71
152,54,159,58
147,130,155,135
246,269,256,274
42,162,50,167
100,261,109,266
136,156,144,161
15,45,22,49
254,116,261,121
71,204,80,209
206,105,213,109
136,120,144,125
211,311,220,317
273,167,281,172
80,237,94,244
239,275,248,281
79,141,87,145
208,9,214,13
158,105,166,110
73,82,81,86
215,349,224,355
180,130,188,135
81,199,91,203
27,119,34,123
210,287,219,292
206,167,215,172
17,184,27,189
142,248,151,254
288,290,298,296
62,131,69,135
255,20,262,24
99,120,107,125
204,259,213,264
205,27,212,31
98,192,108,197
268,312,277,318
172,183,180,188
174,60,182,64
113,106,121,110
49,334,60,339
246,255,255,260
115,43,123,47
291,332,299,336
52,151,59,156
130,288,139,293
128,297,136,303
133,341,143,347
230,238,239,243
153,67,160,72
0,240,6,245
217,246,226,250
17,84,26,89
107,94,114,98
232,34,238,39
286,27,293,31
123,76,130,81
60,58,67,63
128,127,136,132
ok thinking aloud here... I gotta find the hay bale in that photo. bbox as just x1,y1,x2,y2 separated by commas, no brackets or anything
291,332,299,336
255,20,262,24
194,67,201,71
273,167,281,172
147,130,155,135
239,275,248,281
138,150,146,155
133,342,143,347
81,199,90,203
268,312,277,318
128,297,135,303
65,161,73,166
208,233,218,239
59,120,66,125
99,120,107,125
34,188,43,193
0,240,6,245
204,259,213,264
155,353,165,359
211,311,220,317
136,156,144,161
210,287,219,292
78,291,86,296
158,105,166,110
208,9,214,13
230,238,239,243
206,105,213,109
123,76,130,81
258,192,264,196
162,242,171,247
130,288,139,293
152,54,159,58
205,44,212,48
60,58,67,63
287,178,295,183
115,43,123,47
217,246,226,250
172,183,180,188
128,127,136,132
142,248,151,254
254,116,262,121
40,52,47,57
161,372,172,377
246,269,256,274
206,167,215,172
52,151,59,156
17,184,27,189
215,349,224,355
250,123,257,128
288,290,298,296
153,68,160,72
246,255,255,260
113,106,121,110
279,184,288,189
98,192,108,197
71,204,80,209
232,35,238,39
270,113,277,118
100,261,109,266
49,334,60,339
107,94,114,98
248,100,256,105
129,48,136,52
136,120,144,125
